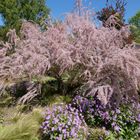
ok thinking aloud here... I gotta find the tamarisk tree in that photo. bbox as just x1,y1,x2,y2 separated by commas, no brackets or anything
0,13,139,105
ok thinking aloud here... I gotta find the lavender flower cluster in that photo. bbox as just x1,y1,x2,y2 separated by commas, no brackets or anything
41,104,87,140
72,95,140,139
72,95,110,127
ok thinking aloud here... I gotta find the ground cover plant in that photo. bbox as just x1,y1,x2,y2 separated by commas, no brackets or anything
41,104,87,140
0,0,140,139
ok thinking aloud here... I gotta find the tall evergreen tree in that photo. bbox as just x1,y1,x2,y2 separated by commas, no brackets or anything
0,0,50,40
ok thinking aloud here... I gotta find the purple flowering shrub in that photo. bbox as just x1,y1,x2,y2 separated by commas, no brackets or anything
41,104,87,140
72,95,110,128
110,97,140,139
72,95,140,139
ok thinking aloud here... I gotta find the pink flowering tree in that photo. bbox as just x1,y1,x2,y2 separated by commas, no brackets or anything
0,6,139,106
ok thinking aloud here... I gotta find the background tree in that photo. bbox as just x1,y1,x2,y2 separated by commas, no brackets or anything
129,11,140,43
0,0,50,40
97,0,127,29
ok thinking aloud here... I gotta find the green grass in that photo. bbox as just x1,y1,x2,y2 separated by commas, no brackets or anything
0,107,44,140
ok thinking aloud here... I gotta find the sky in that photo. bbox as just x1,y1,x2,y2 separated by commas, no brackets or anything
46,0,140,22
0,0,140,25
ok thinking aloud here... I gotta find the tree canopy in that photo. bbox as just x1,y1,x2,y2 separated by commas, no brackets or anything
0,0,50,40
129,11,140,43
97,0,127,29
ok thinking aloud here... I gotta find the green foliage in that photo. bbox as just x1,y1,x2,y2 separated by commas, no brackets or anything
0,93,13,107
129,11,140,43
40,94,72,106
35,76,72,106
33,66,84,106
0,0,50,40
105,132,116,140
113,104,140,140
0,25,10,40
88,128,107,140
0,107,44,140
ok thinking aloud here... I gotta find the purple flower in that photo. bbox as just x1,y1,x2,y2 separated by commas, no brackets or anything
102,112,109,120
111,122,116,128
115,109,120,114
41,104,86,139
137,114,140,122
105,131,110,136
114,125,120,132
45,115,51,120
62,129,66,134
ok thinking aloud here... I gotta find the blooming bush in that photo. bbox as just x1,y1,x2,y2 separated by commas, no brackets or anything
72,95,140,139
41,104,87,140
110,96,140,139
72,95,110,128
1,13,140,104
